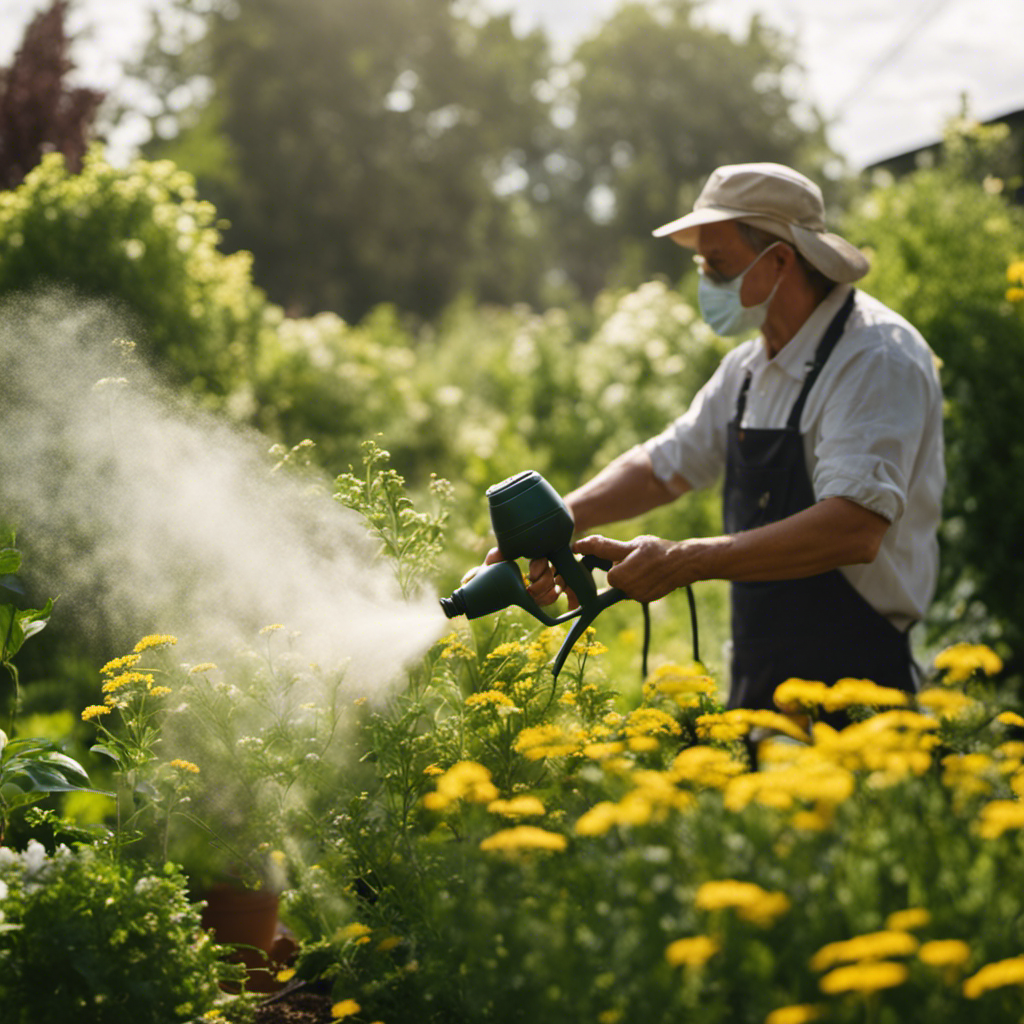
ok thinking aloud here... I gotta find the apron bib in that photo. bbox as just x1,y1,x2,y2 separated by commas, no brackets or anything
723,290,914,712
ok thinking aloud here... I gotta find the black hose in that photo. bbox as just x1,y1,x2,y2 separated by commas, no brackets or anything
637,584,700,682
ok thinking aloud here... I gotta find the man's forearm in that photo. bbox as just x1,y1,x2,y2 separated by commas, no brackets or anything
565,446,688,534
574,496,890,604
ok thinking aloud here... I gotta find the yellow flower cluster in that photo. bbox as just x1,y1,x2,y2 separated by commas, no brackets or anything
575,764,698,836
438,632,474,660
102,671,155,694
670,746,746,790
821,709,936,759
423,761,499,811
132,633,178,653
764,1005,823,1024
170,758,200,774
465,689,518,712
81,704,112,721
643,662,717,708
624,707,682,739
773,677,912,713
330,998,361,1020
933,642,1003,684
514,723,584,760
885,907,930,932
487,795,546,818
99,653,141,676
698,708,810,745
918,939,971,968
819,961,908,995
664,934,718,968
976,799,1024,839
916,687,979,719
695,879,791,927
963,955,1024,998
1006,258,1024,303
810,930,919,972
486,640,528,662
479,825,567,853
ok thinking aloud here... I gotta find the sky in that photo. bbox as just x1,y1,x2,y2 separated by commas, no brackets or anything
1,0,1023,169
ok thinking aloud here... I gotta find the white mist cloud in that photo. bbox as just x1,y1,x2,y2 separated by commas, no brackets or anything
0,289,446,695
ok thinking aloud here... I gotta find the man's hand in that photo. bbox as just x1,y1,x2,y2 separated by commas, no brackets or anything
573,535,696,603
481,547,579,609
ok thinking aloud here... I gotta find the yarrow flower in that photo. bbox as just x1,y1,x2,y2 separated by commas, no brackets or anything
933,642,1003,684
102,671,155,693
479,825,567,853
99,653,141,676
695,880,791,926
514,723,583,760
132,634,178,653
819,961,909,995
810,931,918,972
465,690,517,711
170,759,200,774
487,795,546,818
773,678,829,712
259,624,285,636
963,956,1024,999
764,1005,824,1024
188,662,218,676
664,935,718,968
918,939,971,968
821,678,910,712
885,908,931,932
330,999,361,1019
81,704,112,721
976,799,1024,839
423,761,499,810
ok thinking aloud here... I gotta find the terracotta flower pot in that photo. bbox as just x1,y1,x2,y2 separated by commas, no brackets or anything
200,883,295,993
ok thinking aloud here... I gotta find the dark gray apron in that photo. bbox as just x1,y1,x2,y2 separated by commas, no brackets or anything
724,290,914,713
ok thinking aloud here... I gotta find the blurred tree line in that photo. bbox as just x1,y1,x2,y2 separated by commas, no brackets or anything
129,0,833,320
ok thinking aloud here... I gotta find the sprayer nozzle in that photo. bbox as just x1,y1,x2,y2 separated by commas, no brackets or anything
439,592,465,619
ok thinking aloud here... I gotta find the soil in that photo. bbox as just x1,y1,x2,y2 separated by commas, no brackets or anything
254,984,335,1024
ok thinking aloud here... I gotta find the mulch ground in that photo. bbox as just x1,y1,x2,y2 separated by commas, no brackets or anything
254,985,335,1024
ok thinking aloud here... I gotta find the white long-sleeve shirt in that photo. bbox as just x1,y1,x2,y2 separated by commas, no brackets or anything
643,284,946,629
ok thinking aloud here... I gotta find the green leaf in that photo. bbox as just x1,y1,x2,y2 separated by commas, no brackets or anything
0,550,20,576
90,743,122,766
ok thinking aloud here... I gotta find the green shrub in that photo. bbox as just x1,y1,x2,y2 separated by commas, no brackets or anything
0,842,236,1023
0,147,270,398
844,119,1024,659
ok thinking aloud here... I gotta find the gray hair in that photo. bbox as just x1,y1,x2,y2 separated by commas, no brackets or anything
736,220,836,298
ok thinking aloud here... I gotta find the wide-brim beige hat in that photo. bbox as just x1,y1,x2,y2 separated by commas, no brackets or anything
653,162,869,284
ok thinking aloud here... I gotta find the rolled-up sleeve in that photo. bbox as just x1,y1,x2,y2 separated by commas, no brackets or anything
811,334,932,524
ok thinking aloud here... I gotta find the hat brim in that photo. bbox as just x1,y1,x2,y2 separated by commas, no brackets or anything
652,206,869,284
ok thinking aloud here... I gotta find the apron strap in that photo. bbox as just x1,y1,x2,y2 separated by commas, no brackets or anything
786,289,856,430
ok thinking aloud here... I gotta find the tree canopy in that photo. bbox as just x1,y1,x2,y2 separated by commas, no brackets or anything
136,0,833,321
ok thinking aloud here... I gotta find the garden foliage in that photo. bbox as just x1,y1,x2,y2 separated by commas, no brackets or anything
844,119,1024,657
0,842,234,1023
0,148,270,397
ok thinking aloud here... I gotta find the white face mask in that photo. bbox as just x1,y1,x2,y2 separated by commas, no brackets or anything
697,242,783,336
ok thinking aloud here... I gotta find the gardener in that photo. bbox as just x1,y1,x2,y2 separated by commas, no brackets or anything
489,162,945,711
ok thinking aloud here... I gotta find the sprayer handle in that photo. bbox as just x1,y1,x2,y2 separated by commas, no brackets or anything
580,553,613,573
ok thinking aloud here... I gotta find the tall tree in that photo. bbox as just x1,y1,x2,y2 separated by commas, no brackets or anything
548,0,834,296
143,0,554,321
0,0,104,191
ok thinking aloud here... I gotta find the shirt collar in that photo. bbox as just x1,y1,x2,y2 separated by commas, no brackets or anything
747,283,854,381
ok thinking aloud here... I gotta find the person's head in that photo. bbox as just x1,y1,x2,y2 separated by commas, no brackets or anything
654,163,869,341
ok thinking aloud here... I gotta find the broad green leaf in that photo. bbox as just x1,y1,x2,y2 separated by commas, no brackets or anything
37,751,92,786
89,743,122,766
0,549,21,574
